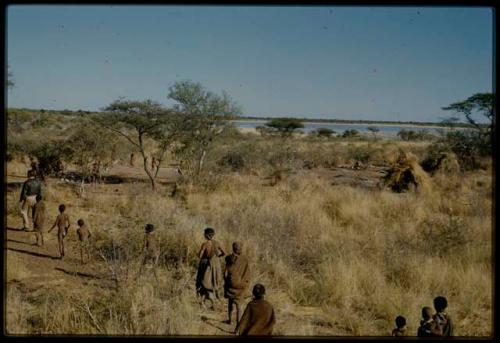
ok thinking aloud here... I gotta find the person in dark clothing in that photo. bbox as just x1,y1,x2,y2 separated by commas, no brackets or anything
417,306,435,337
236,283,276,336
432,296,453,337
392,315,407,337
19,170,42,231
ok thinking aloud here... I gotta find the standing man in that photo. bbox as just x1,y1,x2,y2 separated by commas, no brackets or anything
19,169,42,231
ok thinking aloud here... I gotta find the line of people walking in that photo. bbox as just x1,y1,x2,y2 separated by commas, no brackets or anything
18,168,454,337
19,169,92,263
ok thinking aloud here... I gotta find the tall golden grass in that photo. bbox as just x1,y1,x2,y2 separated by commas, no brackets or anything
5,139,492,336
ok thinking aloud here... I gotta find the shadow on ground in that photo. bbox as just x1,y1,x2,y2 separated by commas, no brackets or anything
7,247,60,260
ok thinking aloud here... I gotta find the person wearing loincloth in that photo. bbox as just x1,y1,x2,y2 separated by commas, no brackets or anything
76,219,92,264
48,204,71,258
138,223,160,283
19,169,42,231
32,194,46,246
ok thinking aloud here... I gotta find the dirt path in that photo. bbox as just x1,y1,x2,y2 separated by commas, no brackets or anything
5,164,347,336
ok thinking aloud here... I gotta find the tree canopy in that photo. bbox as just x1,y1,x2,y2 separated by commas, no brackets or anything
265,118,304,136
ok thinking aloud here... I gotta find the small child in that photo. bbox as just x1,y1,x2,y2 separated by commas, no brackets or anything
432,296,453,337
417,306,434,337
48,204,71,258
76,219,92,264
32,194,46,246
391,315,407,337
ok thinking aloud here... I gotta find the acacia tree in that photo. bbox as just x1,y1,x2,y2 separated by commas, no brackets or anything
439,93,494,168
96,99,177,191
442,93,494,137
265,118,304,137
64,124,122,197
167,81,242,177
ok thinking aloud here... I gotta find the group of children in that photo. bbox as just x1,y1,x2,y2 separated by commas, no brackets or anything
22,195,92,263
392,296,453,337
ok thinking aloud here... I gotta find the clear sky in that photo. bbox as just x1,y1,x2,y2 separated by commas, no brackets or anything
6,5,493,122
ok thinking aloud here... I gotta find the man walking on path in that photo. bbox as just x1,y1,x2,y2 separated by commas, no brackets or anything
19,170,42,231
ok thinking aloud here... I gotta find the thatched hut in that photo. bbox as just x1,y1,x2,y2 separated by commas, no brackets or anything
383,150,431,192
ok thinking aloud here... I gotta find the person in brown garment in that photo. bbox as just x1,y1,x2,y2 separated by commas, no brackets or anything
48,204,71,258
391,315,407,337
138,224,160,283
76,219,92,264
32,194,46,246
224,241,250,326
196,227,226,310
432,296,453,337
236,283,276,336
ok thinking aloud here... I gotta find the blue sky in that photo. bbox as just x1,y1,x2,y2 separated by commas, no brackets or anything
6,5,493,122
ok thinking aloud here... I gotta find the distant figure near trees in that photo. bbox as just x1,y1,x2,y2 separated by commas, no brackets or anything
48,204,71,259
138,224,160,283
19,169,42,231
391,315,407,336
432,296,453,337
76,219,92,264
32,194,46,246
130,152,135,167
236,283,276,336
224,242,251,327
417,306,435,337
196,228,226,310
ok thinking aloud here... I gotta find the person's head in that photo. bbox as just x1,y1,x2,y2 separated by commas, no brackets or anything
27,170,36,178
145,224,155,233
77,219,85,227
433,296,448,312
395,315,406,329
421,307,433,320
58,204,66,213
232,241,243,255
36,194,42,202
204,227,215,240
252,283,266,299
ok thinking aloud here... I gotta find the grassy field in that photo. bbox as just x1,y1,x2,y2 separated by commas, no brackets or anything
4,112,493,336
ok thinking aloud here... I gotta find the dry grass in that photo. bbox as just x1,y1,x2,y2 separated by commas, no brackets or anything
5,138,493,337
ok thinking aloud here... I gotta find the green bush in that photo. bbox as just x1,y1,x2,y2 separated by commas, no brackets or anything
217,152,245,171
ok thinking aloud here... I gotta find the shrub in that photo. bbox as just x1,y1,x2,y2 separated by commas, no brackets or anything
217,152,245,171
310,127,335,138
342,129,359,138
